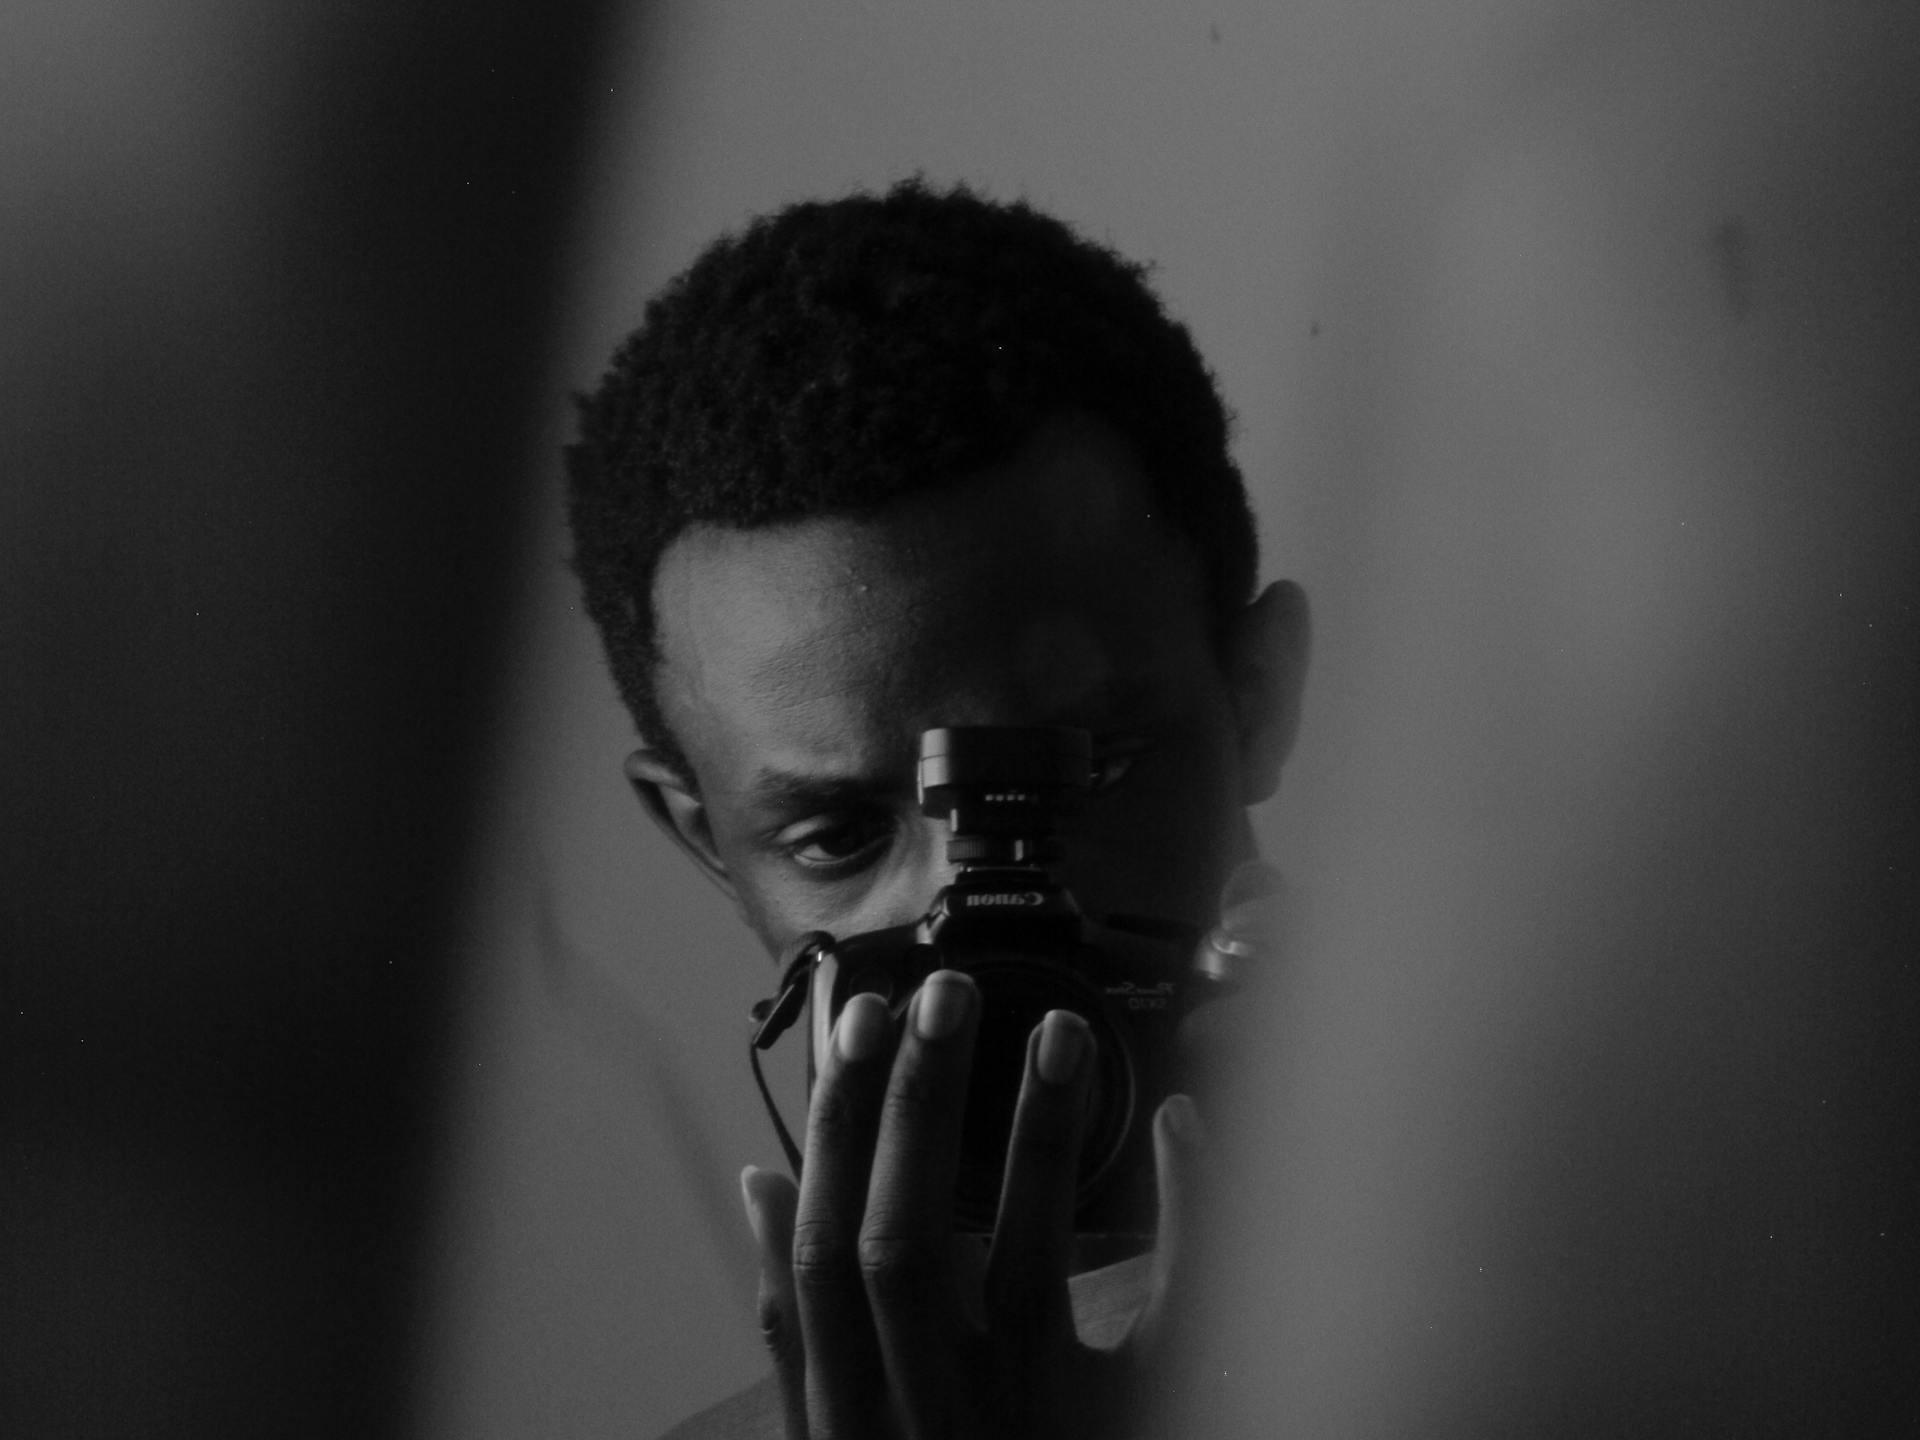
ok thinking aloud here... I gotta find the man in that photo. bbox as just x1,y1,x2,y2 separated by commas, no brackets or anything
566,180,1309,1438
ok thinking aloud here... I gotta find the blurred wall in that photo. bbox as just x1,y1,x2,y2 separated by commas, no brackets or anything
1197,4,1920,1431
421,2,1917,1435
3,3,613,1436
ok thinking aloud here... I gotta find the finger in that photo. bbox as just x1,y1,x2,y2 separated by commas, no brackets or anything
861,970,979,1433
742,1165,808,1439
984,1008,1092,1345
950,1230,990,1333
1132,1093,1207,1355
791,991,897,1440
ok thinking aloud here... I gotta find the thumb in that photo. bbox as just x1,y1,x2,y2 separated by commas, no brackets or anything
1134,1094,1208,1355
741,1165,807,1438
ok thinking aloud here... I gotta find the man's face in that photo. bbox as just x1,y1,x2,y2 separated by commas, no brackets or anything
640,416,1292,958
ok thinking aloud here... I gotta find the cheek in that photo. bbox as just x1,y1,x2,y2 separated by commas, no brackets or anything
717,848,840,960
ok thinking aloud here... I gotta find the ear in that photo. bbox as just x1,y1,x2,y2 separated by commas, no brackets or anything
1222,580,1311,806
623,748,738,901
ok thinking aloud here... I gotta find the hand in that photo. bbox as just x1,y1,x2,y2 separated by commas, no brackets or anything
740,970,1207,1440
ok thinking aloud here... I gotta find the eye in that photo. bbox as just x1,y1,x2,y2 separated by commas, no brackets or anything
777,812,895,874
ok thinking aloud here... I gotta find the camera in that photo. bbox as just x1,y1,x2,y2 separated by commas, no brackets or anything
748,725,1232,1237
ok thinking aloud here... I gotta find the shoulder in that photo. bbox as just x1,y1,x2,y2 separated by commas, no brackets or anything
655,1373,784,1440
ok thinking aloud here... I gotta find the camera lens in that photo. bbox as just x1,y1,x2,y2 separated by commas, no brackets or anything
950,957,1134,1230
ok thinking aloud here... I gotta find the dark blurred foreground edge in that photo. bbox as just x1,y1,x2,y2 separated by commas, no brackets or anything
2,3,619,1436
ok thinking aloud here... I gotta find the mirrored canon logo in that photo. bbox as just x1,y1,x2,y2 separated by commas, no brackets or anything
962,891,1046,907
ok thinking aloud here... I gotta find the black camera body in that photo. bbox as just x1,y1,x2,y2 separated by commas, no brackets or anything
752,726,1223,1238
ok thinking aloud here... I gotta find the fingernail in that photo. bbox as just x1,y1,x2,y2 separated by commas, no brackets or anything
1035,1009,1090,1085
914,970,974,1040
1160,1093,1205,1147
834,992,890,1062
740,1165,768,1243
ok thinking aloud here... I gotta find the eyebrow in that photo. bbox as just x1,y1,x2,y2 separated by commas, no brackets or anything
740,768,904,816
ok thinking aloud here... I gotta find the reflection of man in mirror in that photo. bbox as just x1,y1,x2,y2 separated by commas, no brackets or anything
565,180,1310,1438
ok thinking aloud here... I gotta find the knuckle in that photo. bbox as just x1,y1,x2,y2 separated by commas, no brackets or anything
880,1062,950,1127
856,1225,940,1301
1025,1132,1085,1190
755,1289,782,1339
1013,1093,1081,1156
755,1289,795,1354
805,1084,865,1149
806,1062,893,1155
788,1219,857,1288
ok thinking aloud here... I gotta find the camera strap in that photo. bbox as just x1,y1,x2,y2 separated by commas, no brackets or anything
746,933,827,1180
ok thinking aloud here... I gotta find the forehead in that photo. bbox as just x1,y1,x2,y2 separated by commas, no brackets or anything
651,420,1213,793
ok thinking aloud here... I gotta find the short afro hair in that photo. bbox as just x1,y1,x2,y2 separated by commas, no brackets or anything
566,179,1257,778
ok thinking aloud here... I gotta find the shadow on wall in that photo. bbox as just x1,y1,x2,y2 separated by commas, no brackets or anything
1,4,616,1436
